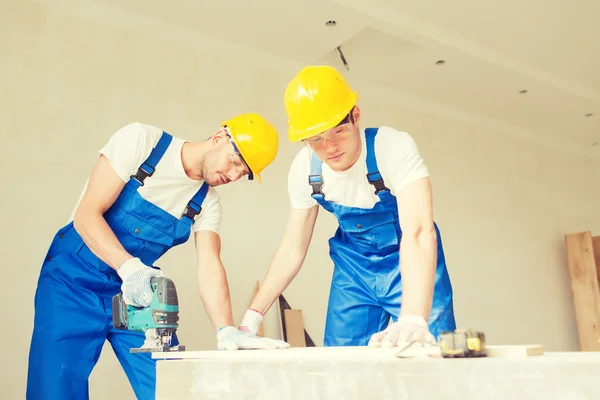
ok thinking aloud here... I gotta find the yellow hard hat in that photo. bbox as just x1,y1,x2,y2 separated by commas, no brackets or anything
221,113,279,183
284,65,358,142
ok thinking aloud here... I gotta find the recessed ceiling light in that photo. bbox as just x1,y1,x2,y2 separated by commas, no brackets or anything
585,113,594,117
519,90,528,94
435,60,445,65
325,20,337,26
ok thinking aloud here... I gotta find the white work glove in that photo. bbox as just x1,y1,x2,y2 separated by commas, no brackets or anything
239,309,263,335
117,257,164,307
216,326,290,350
368,316,436,348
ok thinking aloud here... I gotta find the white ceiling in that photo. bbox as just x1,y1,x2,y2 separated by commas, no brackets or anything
80,0,600,156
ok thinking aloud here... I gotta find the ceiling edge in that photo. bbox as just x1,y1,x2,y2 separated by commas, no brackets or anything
332,0,600,104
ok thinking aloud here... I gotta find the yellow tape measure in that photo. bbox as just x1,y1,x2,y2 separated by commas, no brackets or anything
439,329,487,358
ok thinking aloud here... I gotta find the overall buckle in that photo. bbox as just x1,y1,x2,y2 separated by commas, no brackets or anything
366,172,390,194
184,201,202,221
131,164,155,186
308,174,324,196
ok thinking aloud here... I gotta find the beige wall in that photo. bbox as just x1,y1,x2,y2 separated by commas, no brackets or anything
3,1,600,399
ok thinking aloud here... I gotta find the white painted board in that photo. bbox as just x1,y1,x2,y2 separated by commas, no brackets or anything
152,346,400,360
155,349,600,400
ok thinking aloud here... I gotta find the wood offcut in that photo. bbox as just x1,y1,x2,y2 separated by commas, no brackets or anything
277,294,315,347
564,231,600,351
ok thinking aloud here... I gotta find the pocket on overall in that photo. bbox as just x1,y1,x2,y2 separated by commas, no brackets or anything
43,223,75,259
122,213,176,265
39,223,77,274
337,212,400,254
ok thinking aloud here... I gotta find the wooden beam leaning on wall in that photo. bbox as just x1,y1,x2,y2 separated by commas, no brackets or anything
283,309,307,347
593,236,600,294
276,294,316,347
564,231,600,351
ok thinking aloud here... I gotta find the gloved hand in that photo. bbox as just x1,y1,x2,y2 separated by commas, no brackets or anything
216,326,290,350
368,316,436,348
239,309,263,335
117,257,164,307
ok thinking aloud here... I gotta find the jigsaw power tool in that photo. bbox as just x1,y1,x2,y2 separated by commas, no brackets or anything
112,276,185,353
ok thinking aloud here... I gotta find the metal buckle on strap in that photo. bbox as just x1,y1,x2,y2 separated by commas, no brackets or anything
131,164,155,186
308,174,324,196
366,172,390,194
184,202,202,221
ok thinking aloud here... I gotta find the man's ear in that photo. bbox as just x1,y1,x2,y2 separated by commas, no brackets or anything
211,128,229,145
352,105,361,125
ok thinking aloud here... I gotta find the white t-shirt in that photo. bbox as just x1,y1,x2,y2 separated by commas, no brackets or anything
69,122,222,234
288,126,429,210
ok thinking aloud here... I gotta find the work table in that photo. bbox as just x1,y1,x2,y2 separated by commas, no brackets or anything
153,346,600,400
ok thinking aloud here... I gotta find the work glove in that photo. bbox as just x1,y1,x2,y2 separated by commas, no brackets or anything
368,316,436,349
216,326,290,350
117,257,164,308
239,309,263,335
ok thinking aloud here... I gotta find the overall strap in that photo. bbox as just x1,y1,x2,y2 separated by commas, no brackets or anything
365,128,391,200
182,182,209,223
308,151,335,212
130,131,173,188
309,151,324,198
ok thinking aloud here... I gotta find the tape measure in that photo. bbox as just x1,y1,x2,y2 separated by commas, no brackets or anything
439,329,487,358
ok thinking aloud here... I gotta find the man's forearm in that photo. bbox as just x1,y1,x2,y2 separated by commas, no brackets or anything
250,248,305,315
399,230,437,319
197,261,234,331
73,211,132,270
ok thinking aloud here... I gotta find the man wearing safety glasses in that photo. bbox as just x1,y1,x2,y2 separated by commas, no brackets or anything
26,114,289,400
241,66,457,349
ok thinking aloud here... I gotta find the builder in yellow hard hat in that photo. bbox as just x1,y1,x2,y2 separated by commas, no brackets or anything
240,65,457,349
26,114,288,400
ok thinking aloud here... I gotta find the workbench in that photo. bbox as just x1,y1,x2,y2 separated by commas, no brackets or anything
153,347,600,400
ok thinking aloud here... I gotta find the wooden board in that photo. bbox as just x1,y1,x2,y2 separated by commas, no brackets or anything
564,232,600,351
275,293,284,340
284,309,306,347
592,236,600,292
277,294,315,347
486,344,544,357
152,344,546,361
396,343,544,358
153,346,401,360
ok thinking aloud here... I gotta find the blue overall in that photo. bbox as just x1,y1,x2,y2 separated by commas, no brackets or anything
26,132,209,400
308,127,456,346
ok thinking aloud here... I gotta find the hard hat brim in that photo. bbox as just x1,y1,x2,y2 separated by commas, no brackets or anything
287,92,358,143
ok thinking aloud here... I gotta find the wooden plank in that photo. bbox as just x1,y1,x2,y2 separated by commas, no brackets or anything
485,344,544,357
154,346,403,360
151,344,600,362
276,294,285,341
564,232,600,351
277,294,316,346
592,236,600,292
284,309,307,347
396,343,544,358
